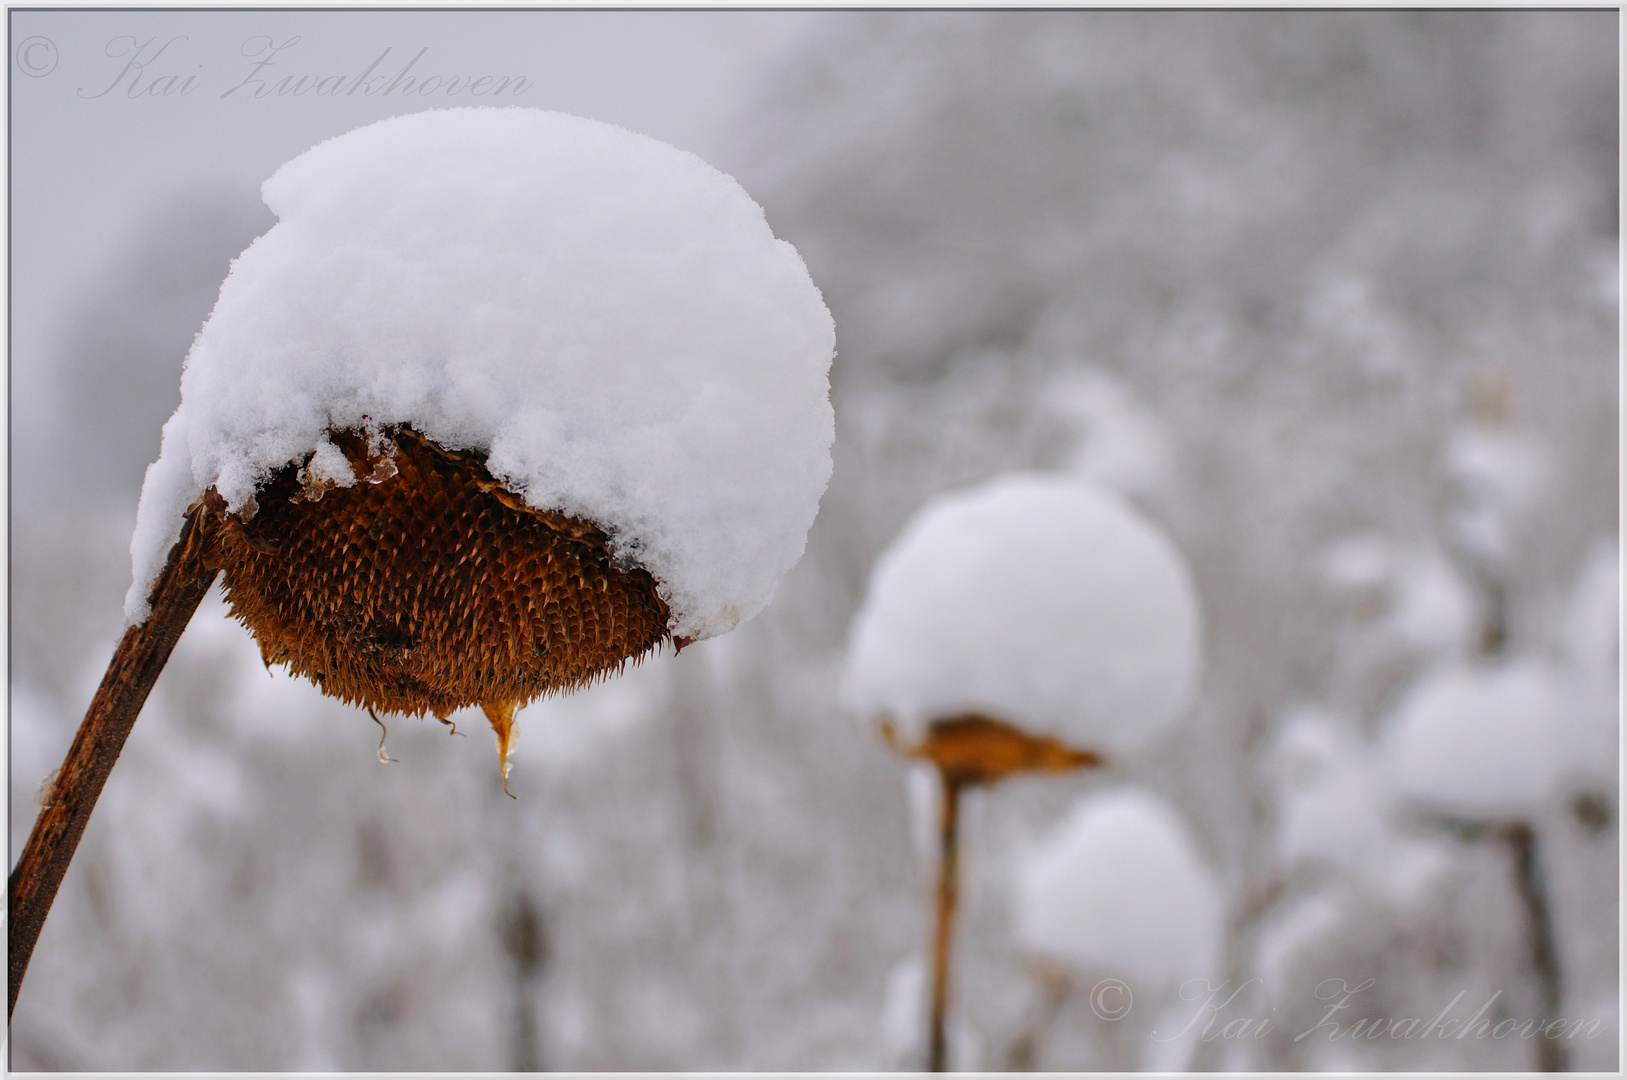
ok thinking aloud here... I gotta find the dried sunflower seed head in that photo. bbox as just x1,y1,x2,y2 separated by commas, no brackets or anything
206,426,670,788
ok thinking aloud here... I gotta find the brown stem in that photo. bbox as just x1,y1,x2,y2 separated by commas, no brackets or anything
501,889,547,1072
1503,822,1566,1072
9,506,217,1017
927,774,963,1072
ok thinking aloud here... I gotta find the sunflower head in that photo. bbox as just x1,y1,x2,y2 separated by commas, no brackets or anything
203,425,672,786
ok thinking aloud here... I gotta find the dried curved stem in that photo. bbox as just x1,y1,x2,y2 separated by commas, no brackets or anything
9,506,218,1017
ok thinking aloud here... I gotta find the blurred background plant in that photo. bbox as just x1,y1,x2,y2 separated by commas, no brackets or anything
9,9,1616,1070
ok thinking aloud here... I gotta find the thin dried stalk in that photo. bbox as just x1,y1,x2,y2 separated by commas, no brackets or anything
887,713,1102,1071
1424,813,1568,1072
9,506,218,1016
927,774,963,1072
1505,822,1566,1073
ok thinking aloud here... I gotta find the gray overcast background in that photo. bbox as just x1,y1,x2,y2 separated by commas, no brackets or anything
8,10,1618,1072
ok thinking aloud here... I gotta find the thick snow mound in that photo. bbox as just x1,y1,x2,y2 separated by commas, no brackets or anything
1047,367,1175,501
1013,787,1223,987
842,474,1201,753
1382,659,1570,819
125,107,835,642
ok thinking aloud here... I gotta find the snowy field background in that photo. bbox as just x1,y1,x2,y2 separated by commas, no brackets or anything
9,10,1618,1071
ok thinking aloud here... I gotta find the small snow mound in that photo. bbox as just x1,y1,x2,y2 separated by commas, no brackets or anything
1047,367,1175,500
1561,536,1620,677
1012,786,1224,988
1444,425,1548,513
1381,659,1569,820
1387,549,1477,656
842,474,1202,753
1252,891,1348,998
1315,535,1476,657
1264,707,1391,876
1443,422,1549,566
125,107,835,642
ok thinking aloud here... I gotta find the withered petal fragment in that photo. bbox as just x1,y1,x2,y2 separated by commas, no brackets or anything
483,699,519,798
367,707,399,764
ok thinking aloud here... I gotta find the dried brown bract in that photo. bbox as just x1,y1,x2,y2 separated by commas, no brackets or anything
881,713,1102,786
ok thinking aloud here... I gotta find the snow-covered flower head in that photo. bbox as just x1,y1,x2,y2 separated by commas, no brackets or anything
127,107,836,646
1381,659,1570,821
117,108,835,786
842,473,1202,756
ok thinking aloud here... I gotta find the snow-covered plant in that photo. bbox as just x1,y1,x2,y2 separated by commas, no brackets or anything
1383,660,1571,823
1314,535,1480,661
1380,659,1578,1071
11,107,834,1015
1258,705,1459,922
844,473,1201,761
1437,374,1553,656
1246,705,1455,1062
1267,708,1397,883
1009,786,1223,1070
841,472,1202,1070
127,108,834,651
1442,403,1550,575
1002,783,1223,1073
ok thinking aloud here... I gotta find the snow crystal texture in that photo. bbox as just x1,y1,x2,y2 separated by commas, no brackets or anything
842,474,1201,754
1013,787,1223,987
126,108,835,642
